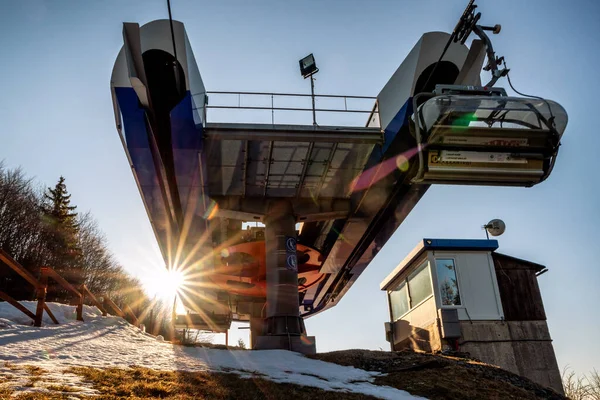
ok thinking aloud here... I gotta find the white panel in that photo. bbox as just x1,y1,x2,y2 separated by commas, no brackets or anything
431,251,504,321
399,296,437,329
377,32,470,131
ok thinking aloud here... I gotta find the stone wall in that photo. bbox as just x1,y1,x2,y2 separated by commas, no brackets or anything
459,320,563,394
389,319,562,394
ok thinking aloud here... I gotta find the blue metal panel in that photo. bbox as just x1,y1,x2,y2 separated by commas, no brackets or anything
169,91,209,266
170,92,207,216
382,98,413,154
422,238,499,252
115,86,210,268
115,87,172,258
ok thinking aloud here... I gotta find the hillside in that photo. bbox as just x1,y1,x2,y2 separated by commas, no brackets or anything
0,302,565,399
312,350,565,400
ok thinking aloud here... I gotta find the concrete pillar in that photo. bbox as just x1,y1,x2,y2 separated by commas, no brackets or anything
253,200,316,354
249,317,264,349
264,200,300,322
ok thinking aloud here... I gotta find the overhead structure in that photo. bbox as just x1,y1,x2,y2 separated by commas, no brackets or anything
109,3,567,354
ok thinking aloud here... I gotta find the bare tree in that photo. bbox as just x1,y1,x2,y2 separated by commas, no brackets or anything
0,164,156,325
562,365,593,400
588,370,600,400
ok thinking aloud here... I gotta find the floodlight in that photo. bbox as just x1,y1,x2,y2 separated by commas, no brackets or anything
299,53,318,78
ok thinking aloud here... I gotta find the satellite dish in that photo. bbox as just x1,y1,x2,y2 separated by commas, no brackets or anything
484,219,506,237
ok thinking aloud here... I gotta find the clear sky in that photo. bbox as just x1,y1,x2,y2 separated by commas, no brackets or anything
1,0,598,376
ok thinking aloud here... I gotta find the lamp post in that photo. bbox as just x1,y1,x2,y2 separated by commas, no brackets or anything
299,53,319,126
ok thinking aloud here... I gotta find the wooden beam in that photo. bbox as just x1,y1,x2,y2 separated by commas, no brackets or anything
81,285,107,316
0,290,36,321
76,290,84,322
41,267,81,298
43,303,59,324
34,274,48,327
123,304,140,326
0,248,39,288
103,296,125,318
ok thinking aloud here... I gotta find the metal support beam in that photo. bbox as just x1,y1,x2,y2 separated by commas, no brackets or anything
315,143,338,200
296,142,315,198
310,75,317,126
242,139,249,198
212,196,351,223
204,123,383,144
263,141,274,197
454,39,487,86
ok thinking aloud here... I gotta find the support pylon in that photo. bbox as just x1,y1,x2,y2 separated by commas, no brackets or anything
253,200,316,354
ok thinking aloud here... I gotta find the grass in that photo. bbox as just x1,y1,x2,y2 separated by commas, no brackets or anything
5,361,21,370
69,366,375,399
47,384,82,393
1,364,79,399
1,349,572,399
7,393,75,400
0,384,76,400
23,365,46,387
0,385,14,398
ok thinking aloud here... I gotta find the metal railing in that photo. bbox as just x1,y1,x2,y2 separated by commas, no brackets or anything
194,91,378,126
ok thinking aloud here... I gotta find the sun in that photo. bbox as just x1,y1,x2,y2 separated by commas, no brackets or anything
144,268,186,302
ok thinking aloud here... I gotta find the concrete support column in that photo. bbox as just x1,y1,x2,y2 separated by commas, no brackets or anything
264,200,300,322
249,317,264,349
254,199,316,354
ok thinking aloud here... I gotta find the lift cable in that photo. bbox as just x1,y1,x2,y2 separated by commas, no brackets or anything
166,0,184,98
420,0,561,186
420,35,455,93
501,61,560,184
166,0,178,61
420,0,475,92
503,61,557,131
424,0,558,135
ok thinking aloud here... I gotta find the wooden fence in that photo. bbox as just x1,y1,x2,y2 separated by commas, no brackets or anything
0,248,138,327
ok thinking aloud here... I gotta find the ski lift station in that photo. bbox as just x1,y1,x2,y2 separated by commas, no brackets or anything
380,238,563,393
110,1,567,355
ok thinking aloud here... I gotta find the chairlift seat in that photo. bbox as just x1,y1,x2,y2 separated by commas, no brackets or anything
411,91,567,186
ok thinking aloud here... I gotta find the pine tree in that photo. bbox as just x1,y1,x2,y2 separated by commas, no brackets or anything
41,176,82,301
43,177,78,235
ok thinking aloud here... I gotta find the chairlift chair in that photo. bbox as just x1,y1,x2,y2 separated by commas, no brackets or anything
410,85,568,186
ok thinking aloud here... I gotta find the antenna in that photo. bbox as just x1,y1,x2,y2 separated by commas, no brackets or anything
483,219,505,239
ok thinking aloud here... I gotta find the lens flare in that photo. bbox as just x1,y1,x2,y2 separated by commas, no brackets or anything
452,112,478,130
203,200,219,220
143,268,186,301
350,147,422,192
396,155,410,172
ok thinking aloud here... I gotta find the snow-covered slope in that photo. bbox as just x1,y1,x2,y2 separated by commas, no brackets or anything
0,302,421,399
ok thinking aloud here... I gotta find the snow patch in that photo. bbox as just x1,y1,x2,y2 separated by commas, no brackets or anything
0,301,422,399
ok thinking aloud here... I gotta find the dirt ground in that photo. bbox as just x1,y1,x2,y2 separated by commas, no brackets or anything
1,349,568,399
311,349,566,400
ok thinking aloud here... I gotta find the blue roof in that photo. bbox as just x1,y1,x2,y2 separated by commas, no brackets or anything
422,238,498,251
380,238,499,290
